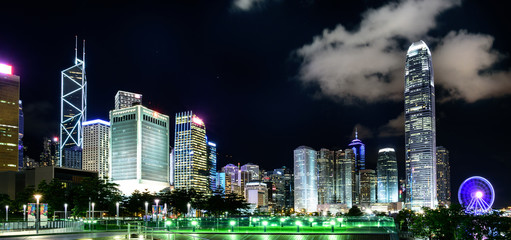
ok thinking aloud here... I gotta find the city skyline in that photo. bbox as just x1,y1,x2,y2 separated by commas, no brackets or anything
1,1,510,207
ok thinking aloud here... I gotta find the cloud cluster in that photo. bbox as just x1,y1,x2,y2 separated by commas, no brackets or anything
297,0,511,103
378,112,405,137
232,0,265,11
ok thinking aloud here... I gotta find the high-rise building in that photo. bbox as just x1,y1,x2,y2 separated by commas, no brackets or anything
63,146,82,169
404,40,437,210
110,105,170,195
169,146,174,186
377,148,399,203
436,146,451,206
359,169,377,204
335,149,356,207
294,146,318,213
240,163,260,181
245,182,268,209
262,166,293,212
348,130,366,172
18,100,24,171
174,111,208,193
207,141,217,192
115,90,142,110
40,137,59,167
60,38,87,168
317,148,335,205
82,119,110,180
0,63,20,172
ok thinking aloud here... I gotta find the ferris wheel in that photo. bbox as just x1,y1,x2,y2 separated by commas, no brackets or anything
458,176,495,214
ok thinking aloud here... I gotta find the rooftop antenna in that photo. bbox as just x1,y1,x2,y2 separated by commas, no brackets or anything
82,39,86,64
355,127,358,139
74,35,78,64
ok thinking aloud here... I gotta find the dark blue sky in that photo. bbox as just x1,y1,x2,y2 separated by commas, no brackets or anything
1,0,510,207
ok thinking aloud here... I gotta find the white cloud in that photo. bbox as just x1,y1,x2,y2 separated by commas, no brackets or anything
233,0,265,11
378,112,405,137
296,0,511,104
352,124,374,139
433,30,511,102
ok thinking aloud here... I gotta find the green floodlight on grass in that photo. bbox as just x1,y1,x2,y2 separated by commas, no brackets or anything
165,221,171,226
337,217,343,227
280,218,285,227
308,217,313,227
230,220,236,232
192,220,198,232
296,221,302,232
330,220,335,232
263,221,268,232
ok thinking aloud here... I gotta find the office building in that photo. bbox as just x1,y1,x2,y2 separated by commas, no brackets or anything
294,146,317,213
377,148,398,203
82,119,110,180
359,169,377,204
39,137,59,167
317,148,335,204
262,166,293,211
245,182,268,209
115,90,142,110
404,40,437,210
207,141,217,192
0,63,20,172
348,130,366,171
436,146,451,206
60,39,87,168
110,105,170,195
174,111,208,193
240,163,260,181
169,146,174,186
335,149,356,207
18,100,24,171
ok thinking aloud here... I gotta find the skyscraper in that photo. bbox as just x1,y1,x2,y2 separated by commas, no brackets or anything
18,100,24,171
404,40,437,210
436,146,451,206
377,148,398,203
60,38,87,168
294,146,317,213
240,163,260,181
335,149,356,207
174,111,208,193
0,63,20,172
82,119,110,180
207,141,217,192
359,169,377,204
115,90,142,110
348,130,366,171
317,148,335,205
110,105,170,195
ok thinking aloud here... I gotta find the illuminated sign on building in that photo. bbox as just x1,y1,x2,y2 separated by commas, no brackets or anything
192,116,204,126
0,63,13,75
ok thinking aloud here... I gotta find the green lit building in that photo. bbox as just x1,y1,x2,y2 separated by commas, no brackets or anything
109,105,170,195
174,111,208,193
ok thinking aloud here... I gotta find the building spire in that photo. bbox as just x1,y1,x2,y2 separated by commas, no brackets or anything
355,127,358,139
74,35,78,64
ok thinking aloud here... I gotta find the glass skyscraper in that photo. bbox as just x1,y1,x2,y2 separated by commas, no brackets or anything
359,169,376,204
335,149,356,207
109,105,170,195
0,64,20,172
293,146,317,213
207,141,217,192
317,148,335,204
436,146,451,206
404,40,437,210
377,148,398,203
348,130,366,171
174,111,208,193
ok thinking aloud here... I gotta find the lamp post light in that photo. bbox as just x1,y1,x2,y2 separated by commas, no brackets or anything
155,199,160,228
295,221,302,233
187,203,191,218
116,202,120,226
191,220,198,232
144,201,148,227
5,205,8,222
330,220,335,232
91,202,95,231
309,217,313,227
64,203,68,220
280,218,285,227
23,205,26,222
229,220,236,232
34,194,42,234
262,221,268,232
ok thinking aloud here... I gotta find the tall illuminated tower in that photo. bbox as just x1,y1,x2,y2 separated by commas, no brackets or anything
317,148,334,205
293,146,317,213
115,90,142,110
207,141,217,192
82,119,110,180
404,40,437,210
110,105,170,194
436,146,451,206
174,111,208,193
0,63,20,171
59,37,87,168
377,148,398,203
348,129,365,171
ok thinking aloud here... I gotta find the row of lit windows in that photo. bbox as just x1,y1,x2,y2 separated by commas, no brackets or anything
143,115,167,127
113,114,136,123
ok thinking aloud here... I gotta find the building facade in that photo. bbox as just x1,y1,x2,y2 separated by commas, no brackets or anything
109,105,170,195
0,64,20,172
82,119,110,180
377,148,399,203
240,163,260,181
335,149,356,207
18,100,24,171
207,141,217,192
436,146,451,206
404,40,437,210
114,90,142,110
359,169,377,204
174,111,208,193
317,148,335,205
294,146,318,213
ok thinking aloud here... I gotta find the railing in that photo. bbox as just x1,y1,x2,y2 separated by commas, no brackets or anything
0,221,84,235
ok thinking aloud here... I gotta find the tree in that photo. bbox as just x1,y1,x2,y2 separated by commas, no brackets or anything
71,177,122,217
346,205,363,216
125,190,155,216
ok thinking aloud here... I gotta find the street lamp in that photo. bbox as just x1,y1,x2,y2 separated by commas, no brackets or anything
144,201,148,217
155,199,160,228
5,205,8,222
91,202,95,220
229,220,236,232
262,221,268,232
280,218,285,227
116,202,120,226
295,221,302,233
330,220,335,232
34,194,42,234
187,203,191,218
23,205,26,222
191,220,198,232
64,203,68,220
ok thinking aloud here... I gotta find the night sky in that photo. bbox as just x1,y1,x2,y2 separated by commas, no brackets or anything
1,1,510,207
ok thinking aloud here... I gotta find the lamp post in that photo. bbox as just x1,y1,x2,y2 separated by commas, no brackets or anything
262,221,268,232
34,194,42,234
116,202,120,226
23,205,26,222
187,203,191,218
295,221,302,233
64,203,68,220
144,201,148,227
5,205,8,222
91,202,95,231
229,220,235,232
